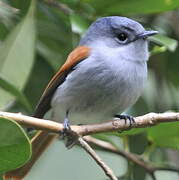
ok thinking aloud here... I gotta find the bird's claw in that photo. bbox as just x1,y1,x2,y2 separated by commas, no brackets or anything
60,117,78,148
115,114,135,127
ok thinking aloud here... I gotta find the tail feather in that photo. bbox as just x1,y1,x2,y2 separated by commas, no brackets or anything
4,131,57,180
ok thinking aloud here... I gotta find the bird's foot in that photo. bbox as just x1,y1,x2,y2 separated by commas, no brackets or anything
61,117,79,149
115,114,135,127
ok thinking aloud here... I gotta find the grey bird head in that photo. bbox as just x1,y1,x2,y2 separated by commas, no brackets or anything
80,16,158,62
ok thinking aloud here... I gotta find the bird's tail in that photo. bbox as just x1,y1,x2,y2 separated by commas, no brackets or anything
3,130,57,180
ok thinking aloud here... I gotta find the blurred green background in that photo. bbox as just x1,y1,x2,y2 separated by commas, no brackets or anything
0,0,179,179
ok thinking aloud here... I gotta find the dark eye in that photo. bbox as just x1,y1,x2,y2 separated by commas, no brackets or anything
117,33,128,41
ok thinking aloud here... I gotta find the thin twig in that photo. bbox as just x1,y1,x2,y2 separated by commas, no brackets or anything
78,137,118,180
0,111,179,137
84,136,179,180
84,136,154,172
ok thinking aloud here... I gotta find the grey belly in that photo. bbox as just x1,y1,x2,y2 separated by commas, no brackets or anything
51,61,146,124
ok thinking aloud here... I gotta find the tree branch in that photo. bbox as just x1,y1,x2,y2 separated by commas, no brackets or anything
0,111,179,136
78,137,118,180
84,136,179,180
1,111,179,179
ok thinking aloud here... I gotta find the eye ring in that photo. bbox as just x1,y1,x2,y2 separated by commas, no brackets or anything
117,33,128,42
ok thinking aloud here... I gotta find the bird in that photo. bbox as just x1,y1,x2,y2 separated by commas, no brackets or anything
4,16,158,179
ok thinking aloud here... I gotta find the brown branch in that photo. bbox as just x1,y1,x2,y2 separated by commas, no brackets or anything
84,136,179,180
0,111,179,137
78,137,118,180
84,136,154,172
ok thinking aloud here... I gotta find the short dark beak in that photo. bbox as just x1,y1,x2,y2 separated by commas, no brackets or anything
137,30,158,39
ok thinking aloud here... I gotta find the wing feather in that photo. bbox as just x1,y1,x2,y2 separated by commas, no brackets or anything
34,46,91,118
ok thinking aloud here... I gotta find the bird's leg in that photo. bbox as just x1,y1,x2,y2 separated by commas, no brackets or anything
63,116,71,133
114,114,135,127
62,110,71,136
61,110,79,148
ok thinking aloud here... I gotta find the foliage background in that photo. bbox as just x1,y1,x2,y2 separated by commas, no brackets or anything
0,0,179,179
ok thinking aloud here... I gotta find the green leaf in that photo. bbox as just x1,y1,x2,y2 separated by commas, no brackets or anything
37,2,72,70
149,34,178,52
0,117,31,173
70,14,89,34
0,0,36,109
147,122,179,149
150,45,167,56
83,0,179,15
0,1,18,27
0,75,32,112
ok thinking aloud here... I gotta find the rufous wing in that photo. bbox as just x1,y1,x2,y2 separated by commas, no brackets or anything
34,46,91,118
